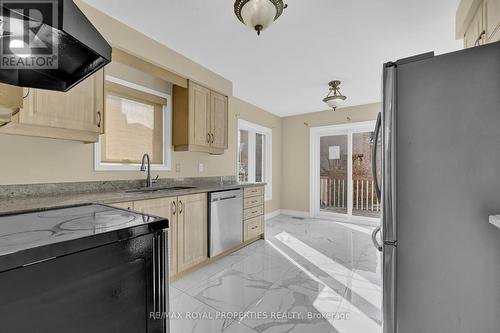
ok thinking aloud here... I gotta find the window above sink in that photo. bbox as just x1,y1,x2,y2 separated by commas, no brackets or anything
94,59,173,171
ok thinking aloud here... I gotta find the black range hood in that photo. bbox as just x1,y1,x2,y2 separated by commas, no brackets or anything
0,0,111,92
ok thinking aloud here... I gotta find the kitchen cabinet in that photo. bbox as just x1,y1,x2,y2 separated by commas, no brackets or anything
243,186,265,242
210,90,229,150
134,197,178,276
457,0,500,48
0,84,23,125
173,81,228,155
0,70,104,143
133,193,207,277
484,0,500,42
177,193,208,272
464,3,485,48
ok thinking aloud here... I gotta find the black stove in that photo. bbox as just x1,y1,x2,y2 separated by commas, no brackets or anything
0,204,168,272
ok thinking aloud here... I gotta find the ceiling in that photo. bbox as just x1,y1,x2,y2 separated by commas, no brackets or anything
81,0,462,117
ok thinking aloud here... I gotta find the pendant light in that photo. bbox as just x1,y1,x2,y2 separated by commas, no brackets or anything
234,0,287,35
323,80,347,111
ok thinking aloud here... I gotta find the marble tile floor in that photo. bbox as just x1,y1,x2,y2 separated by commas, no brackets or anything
169,215,382,333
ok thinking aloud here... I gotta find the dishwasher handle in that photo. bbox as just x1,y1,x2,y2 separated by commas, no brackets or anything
218,195,237,201
210,189,242,202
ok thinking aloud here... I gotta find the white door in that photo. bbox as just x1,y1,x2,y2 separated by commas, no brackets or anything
310,121,381,224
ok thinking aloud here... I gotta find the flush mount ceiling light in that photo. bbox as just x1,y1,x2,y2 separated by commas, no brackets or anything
234,0,287,35
323,80,347,111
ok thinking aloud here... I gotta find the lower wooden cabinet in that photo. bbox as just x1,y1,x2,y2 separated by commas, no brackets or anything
177,193,208,272
243,186,265,242
133,197,178,276
132,193,207,277
244,215,264,241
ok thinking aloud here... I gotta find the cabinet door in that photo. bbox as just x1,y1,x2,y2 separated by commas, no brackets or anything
177,193,208,272
484,0,500,42
0,84,23,123
20,69,104,133
464,3,485,48
189,82,211,147
134,198,178,276
210,91,228,150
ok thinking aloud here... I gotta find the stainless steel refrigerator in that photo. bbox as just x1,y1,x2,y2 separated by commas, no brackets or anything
371,41,500,333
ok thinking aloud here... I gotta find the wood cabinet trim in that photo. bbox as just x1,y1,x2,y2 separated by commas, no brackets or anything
112,48,188,88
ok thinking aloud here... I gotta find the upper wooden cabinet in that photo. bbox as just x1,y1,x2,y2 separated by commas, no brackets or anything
173,81,228,155
457,0,500,48
0,70,104,143
0,84,23,125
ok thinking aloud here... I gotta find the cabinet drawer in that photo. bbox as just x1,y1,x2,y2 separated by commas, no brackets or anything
244,215,263,241
243,205,264,220
244,196,263,209
244,186,264,198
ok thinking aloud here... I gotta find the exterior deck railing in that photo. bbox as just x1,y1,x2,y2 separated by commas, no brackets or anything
320,176,381,213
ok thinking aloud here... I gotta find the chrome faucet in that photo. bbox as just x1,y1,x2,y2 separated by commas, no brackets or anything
140,153,152,188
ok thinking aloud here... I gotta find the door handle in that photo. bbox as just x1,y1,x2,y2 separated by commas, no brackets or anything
372,226,382,252
372,112,382,201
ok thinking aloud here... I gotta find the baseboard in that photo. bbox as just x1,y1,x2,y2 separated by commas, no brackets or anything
280,209,312,218
265,210,281,220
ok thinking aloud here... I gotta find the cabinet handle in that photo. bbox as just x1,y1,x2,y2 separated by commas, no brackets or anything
172,201,176,215
179,200,183,214
251,226,259,230
211,133,215,143
474,30,486,46
97,111,102,128
207,133,210,143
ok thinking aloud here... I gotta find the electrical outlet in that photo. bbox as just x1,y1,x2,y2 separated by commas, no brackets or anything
198,163,204,173
175,163,181,172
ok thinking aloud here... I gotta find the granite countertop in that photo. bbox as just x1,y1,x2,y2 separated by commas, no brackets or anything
0,179,263,215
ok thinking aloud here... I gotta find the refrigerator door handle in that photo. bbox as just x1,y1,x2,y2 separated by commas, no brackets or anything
372,112,382,201
371,225,382,252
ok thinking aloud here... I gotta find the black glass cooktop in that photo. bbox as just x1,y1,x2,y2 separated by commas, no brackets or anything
0,204,162,257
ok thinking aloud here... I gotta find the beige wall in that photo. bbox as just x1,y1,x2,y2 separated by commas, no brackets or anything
0,2,282,214
280,103,380,213
0,96,281,213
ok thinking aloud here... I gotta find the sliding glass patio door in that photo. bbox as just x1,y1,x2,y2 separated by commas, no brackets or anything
310,121,381,222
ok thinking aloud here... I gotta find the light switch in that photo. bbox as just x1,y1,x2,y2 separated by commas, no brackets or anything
198,163,204,173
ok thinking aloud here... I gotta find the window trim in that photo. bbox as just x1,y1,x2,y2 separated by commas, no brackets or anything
94,76,172,171
237,119,273,201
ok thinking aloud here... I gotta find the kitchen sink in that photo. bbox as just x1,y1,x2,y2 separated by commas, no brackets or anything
126,186,197,193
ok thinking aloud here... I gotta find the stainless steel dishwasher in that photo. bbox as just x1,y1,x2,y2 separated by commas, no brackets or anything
209,189,243,257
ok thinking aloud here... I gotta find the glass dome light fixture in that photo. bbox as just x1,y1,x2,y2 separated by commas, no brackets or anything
323,80,347,111
234,0,287,36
